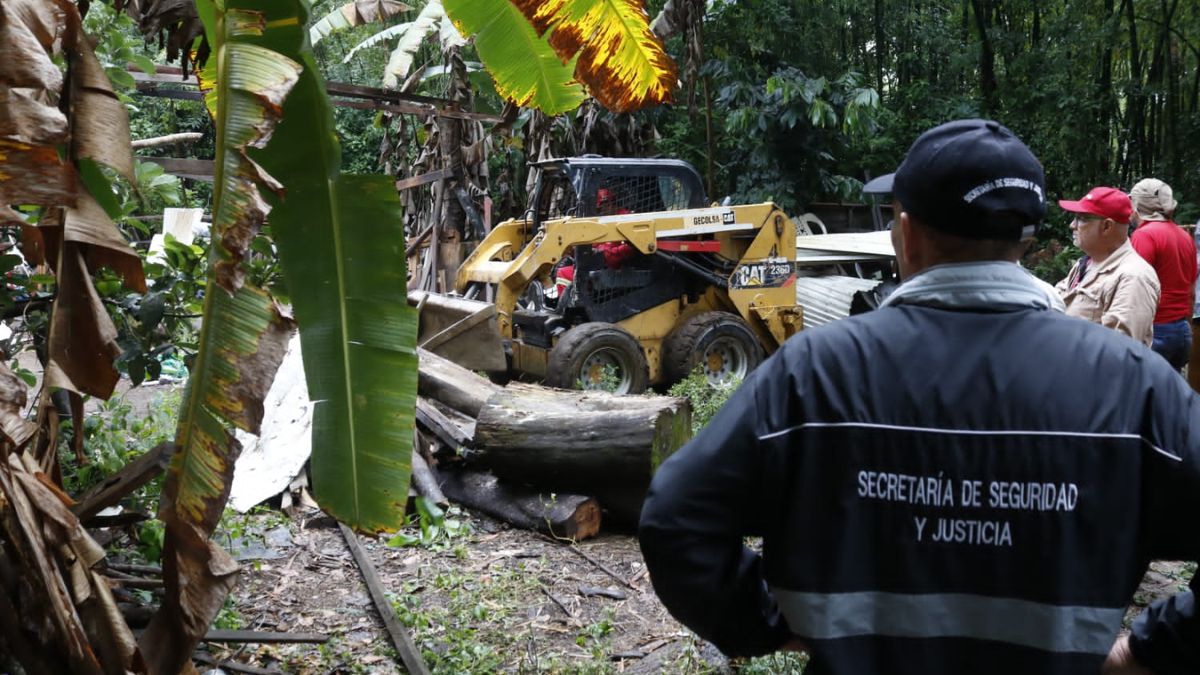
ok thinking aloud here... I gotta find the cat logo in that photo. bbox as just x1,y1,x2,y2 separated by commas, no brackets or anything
722,211,735,224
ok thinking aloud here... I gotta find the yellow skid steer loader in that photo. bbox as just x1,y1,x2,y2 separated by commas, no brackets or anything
412,157,887,394
415,207,805,394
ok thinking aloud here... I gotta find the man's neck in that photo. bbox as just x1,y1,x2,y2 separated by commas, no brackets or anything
1087,239,1125,265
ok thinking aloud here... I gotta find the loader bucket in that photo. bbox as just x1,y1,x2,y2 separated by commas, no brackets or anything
409,290,507,372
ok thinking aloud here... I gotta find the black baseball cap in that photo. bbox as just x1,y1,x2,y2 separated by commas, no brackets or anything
862,119,1046,240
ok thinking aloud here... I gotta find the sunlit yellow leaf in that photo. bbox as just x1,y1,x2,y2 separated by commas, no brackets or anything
511,0,675,112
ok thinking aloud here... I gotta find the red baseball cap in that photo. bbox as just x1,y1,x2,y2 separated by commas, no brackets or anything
1057,187,1132,223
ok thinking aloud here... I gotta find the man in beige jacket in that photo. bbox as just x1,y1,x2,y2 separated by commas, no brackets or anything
1055,186,1160,346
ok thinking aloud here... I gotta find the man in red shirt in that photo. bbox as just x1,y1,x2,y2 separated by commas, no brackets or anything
1130,178,1198,369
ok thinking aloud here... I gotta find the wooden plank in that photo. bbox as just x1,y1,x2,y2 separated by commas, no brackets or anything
202,630,328,644
338,524,431,675
324,80,457,107
192,653,283,675
72,442,175,520
332,97,503,123
415,397,473,449
138,157,215,182
396,167,455,192
130,71,504,122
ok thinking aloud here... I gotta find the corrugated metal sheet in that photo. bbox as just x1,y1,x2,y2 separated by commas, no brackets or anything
794,275,884,329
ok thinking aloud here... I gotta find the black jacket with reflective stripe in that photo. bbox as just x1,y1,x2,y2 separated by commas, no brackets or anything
639,298,1200,675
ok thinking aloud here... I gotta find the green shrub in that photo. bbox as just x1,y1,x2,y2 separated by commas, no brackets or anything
668,367,743,435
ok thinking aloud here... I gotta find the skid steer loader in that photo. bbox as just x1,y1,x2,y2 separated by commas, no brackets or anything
412,157,889,394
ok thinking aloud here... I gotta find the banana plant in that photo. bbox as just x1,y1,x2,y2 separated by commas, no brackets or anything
311,0,676,115
456,0,677,113
252,6,417,537
310,0,412,45
138,2,301,671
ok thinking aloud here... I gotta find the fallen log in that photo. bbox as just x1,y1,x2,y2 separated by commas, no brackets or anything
439,469,601,541
410,451,448,507
471,383,691,493
417,348,499,418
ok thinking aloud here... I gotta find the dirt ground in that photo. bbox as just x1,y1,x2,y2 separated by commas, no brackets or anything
192,503,1195,675
67,369,1195,673
203,507,729,674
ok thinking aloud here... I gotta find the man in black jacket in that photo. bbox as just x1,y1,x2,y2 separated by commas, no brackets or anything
639,119,1199,674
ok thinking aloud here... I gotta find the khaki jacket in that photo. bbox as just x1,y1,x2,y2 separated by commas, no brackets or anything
1055,239,1160,346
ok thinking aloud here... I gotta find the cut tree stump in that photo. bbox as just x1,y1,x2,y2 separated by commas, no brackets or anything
472,383,691,494
439,469,602,541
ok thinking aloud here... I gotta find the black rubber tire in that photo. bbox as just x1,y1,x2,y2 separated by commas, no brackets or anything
546,322,649,394
663,311,764,386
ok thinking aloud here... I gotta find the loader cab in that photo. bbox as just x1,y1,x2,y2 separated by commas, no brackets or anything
529,157,708,230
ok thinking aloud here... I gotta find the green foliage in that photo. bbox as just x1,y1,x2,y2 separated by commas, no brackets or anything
668,366,742,435
58,389,182,509
574,608,616,660
211,595,245,631
389,566,530,674
82,3,157,102
386,496,472,549
57,390,181,563
137,519,166,562
575,362,621,393
733,651,809,674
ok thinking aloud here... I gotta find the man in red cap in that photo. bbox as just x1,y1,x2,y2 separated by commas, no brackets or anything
1055,187,1160,346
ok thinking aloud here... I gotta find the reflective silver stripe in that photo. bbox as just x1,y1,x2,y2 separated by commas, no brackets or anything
758,421,1183,462
772,589,1123,655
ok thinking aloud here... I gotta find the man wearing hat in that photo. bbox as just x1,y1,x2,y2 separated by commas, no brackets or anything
1054,187,1159,346
1129,178,1197,369
639,119,1199,674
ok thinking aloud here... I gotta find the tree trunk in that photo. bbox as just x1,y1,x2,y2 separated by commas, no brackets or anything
874,0,885,95
970,0,997,114
1122,0,1143,182
439,469,602,541
472,383,691,494
416,348,500,418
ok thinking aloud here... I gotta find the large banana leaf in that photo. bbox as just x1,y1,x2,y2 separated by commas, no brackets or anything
309,0,412,46
248,0,418,534
381,0,461,87
309,0,412,45
510,0,676,112
443,0,586,115
140,3,299,672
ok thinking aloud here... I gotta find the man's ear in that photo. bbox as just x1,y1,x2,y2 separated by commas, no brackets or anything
897,211,920,268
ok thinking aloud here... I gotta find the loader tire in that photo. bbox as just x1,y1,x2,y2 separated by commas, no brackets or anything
663,312,763,386
546,322,649,395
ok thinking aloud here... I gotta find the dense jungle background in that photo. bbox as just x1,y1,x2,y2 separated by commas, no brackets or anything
127,0,1200,272
3,0,1200,672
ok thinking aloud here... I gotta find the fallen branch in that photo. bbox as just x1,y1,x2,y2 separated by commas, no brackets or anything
202,630,327,644
540,585,573,617
72,442,175,520
192,652,284,675
131,132,204,149
538,533,638,591
106,562,162,576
